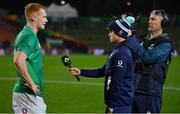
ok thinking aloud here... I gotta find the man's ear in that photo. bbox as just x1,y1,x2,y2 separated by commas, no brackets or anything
32,15,37,22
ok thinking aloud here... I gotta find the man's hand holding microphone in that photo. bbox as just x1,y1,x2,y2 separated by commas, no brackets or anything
70,68,81,76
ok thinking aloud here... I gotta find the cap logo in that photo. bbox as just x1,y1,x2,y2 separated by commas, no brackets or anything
118,30,123,35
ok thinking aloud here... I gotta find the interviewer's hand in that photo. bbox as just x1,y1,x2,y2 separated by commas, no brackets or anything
70,68,80,76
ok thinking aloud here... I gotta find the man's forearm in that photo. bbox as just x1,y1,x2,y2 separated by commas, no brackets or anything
14,51,35,86
15,60,35,86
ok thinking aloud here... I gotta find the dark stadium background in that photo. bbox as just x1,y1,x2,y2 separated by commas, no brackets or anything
0,0,179,16
0,0,180,55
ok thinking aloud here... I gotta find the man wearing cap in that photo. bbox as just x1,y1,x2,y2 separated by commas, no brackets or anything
69,16,138,113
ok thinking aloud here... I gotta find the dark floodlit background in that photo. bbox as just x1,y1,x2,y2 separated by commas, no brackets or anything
0,0,180,54
1,0,180,16
0,0,180,55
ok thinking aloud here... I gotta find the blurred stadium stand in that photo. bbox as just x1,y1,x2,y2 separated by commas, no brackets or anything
0,14,180,55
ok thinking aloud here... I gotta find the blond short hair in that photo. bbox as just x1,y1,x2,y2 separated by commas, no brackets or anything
24,3,45,20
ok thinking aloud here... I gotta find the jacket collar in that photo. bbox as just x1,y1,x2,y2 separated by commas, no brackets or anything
113,35,138,54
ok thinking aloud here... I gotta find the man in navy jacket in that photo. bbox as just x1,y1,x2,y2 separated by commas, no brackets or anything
70,16,138,113
132,9,173,113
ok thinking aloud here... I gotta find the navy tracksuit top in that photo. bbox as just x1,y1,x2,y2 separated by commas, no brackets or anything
80,35,138,107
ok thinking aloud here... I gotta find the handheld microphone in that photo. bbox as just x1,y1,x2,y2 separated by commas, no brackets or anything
61,55,80,81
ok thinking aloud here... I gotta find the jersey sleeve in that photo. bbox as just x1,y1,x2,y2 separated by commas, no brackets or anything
16,36,36,57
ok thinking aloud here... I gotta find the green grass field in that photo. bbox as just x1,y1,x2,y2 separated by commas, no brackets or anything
0,55,180,113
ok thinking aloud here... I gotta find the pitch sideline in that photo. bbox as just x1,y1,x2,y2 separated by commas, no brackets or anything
0,76,180,91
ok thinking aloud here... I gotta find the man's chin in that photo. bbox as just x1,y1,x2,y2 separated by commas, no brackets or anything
148,28,153,31
40,27,45,30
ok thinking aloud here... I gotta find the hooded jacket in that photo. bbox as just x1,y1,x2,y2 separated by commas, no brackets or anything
80,35,138,107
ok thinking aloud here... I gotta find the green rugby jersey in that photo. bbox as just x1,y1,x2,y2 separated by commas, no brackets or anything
13,26,44,97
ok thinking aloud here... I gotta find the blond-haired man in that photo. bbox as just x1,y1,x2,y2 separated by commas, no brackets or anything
13,3,48,113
